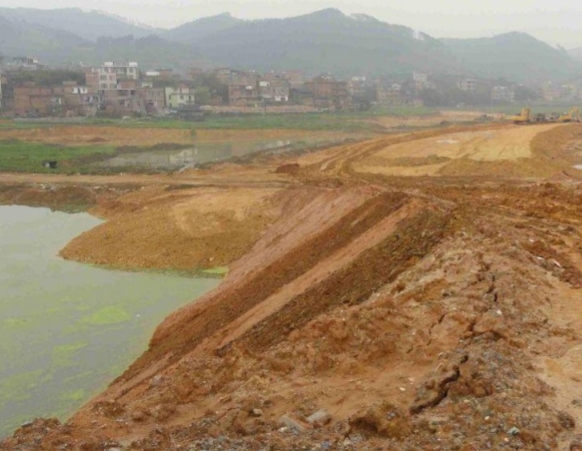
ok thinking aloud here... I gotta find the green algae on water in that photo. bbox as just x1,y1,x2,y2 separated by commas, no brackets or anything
83,306,131,325
3,318,29,328
202,266,229,276
0,369,45,404
0,205,221,439
61,389,86,402
52,342,88,367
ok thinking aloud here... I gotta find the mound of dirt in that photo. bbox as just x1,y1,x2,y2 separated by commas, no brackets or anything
275,163,301,174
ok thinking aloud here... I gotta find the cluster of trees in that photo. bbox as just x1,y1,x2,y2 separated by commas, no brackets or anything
4,70,85,87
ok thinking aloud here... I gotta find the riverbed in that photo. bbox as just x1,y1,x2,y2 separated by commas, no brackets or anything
0,206,219,438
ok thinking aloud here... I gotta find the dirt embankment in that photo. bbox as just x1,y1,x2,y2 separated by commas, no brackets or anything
6,123,582,450
0,183,128,213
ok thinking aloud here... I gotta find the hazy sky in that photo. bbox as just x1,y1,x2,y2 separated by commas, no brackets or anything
3,0,582,47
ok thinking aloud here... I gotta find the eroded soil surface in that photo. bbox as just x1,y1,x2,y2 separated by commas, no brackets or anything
4,122,582,450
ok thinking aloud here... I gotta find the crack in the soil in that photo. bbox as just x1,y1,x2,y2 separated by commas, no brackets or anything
410,354,469,415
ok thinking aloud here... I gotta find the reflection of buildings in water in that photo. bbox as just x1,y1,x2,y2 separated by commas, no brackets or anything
102,140,297,170
169,148,197,166
102,148,198,169
231,140,292,157
257,140,292,152
197,143,233,160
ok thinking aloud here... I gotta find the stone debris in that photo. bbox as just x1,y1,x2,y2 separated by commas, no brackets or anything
306,409,331,426
280,415,311,433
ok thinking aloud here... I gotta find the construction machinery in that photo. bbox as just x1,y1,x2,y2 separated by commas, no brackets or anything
508,107,531,124
557,107,581,123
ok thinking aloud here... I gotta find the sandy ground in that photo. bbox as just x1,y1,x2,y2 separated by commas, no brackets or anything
352,124,561,177
5,122,582,450
367,110,503,130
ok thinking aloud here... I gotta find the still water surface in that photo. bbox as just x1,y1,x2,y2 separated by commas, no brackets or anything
0,206,219,438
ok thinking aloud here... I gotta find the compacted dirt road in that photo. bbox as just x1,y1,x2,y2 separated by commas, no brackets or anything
4,122,582,450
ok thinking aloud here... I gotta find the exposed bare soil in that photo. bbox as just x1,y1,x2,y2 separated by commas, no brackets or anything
367,110,503,130
4,122,582,450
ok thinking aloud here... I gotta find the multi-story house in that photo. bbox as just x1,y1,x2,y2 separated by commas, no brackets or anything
145,68,174,79
258,79,290,103
491,86,515,103
304,76,351,110
412,71,429,90
59,81,101,116
228,84,260,106
377,83,406,106
215,68,259,87
13,84,64,117
165,86,196,109
457,79,478,92
10,57,46,71
348,76,368,95
85,68,117,90
13,81,101,117
137,87,166,114
102,62,140,80
283,70,306,89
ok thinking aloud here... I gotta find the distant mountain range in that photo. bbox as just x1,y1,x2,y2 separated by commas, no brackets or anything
0,7,580,84
0,7,159,41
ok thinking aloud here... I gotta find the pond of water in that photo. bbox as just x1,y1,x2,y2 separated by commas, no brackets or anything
0,205,219,438
97,137,339,171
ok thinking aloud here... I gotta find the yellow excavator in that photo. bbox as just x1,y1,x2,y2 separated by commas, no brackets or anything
557,107,581,123
508,107,531,124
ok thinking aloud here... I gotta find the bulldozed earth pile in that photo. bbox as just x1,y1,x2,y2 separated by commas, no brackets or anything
4,123,582,450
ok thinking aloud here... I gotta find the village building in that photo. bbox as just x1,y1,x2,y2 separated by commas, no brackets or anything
13,83,58,116
283,70,306,89
304,76,351,110
85,67,117,90
12,80,100,117
228,83,260,106
102,62,140,80
412,71,430,90
258,78,290,103
457,78,478,92
348,76,368,95
377,83,406,106
165,86,196,109
137,87,166,114
214,68,259,87
9,57,46,71
491,86,515,103
145,68,174,79
539,83,579,102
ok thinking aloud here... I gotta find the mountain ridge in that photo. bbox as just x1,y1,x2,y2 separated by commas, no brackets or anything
0,7,579,83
